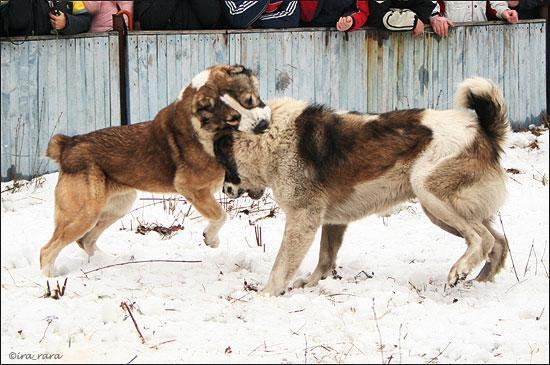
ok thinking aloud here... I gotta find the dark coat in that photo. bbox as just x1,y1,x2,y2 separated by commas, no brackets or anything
134,0,222,30
367,0,437,28
0,0,90,37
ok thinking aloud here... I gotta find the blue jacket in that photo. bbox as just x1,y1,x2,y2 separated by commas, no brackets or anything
222,0,300,28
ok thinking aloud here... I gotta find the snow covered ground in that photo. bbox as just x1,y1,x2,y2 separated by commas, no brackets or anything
1,128,549,364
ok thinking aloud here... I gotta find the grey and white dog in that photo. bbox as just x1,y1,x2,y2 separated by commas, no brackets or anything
216,78,510,297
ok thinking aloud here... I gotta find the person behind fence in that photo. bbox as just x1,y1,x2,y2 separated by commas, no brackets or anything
507,0,547,20
298,0,369,32
83,1,133,32
0,0,91,37
222,0,299,29
366,0,440,37
435,1,519,23
134,0,221,30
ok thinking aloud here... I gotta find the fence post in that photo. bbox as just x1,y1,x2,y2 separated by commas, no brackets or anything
113,14,129,125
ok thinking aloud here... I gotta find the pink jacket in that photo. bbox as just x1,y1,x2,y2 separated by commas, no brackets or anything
84,1,133,32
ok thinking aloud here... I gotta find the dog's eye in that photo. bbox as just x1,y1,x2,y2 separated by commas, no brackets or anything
201,117,209,124
198,104,213,112
245,96,253,107
196,96,215,112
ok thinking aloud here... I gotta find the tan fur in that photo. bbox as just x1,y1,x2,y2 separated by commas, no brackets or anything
225,79,510,296
40,65,268,277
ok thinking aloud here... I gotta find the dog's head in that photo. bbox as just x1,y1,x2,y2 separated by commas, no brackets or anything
213,133,266,201
181,65,271,134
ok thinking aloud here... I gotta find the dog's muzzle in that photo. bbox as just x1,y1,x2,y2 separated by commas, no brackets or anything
253,119,269,134
220,94,271,134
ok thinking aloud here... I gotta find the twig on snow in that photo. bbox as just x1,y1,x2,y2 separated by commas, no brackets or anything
121,301,145,344
398,323,403,364
372,298,385,364
426,341,452,364
523,242,535,277
498,213,520,283
83,259,202,275
304,334,308,365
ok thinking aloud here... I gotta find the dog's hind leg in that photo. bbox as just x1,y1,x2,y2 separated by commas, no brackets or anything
183,188,227,248
293,224,347,289
422,206,462,237
415,191,486,286
261,209,322,296
40,171,106,276
475,220,508,282
77,189,137,256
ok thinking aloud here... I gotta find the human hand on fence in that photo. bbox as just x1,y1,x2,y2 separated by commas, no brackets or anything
49,12,67,30
336,16,353,32
502,9,519,23
412,18,425,37
430,15,453,38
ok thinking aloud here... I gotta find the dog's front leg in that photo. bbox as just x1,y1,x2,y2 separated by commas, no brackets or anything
261,209,321,296
182,188,227,248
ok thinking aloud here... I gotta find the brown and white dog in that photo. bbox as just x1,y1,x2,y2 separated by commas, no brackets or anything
218,78,510,296
40,64,271,277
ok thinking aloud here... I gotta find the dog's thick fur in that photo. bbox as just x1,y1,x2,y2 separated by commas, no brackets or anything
219,78,510,296
40,64,271,277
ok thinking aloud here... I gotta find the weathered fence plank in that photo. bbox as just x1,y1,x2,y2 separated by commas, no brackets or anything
1,21,546,181
1,32,121,181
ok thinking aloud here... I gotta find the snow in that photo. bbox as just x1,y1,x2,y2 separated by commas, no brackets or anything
1,129,549,363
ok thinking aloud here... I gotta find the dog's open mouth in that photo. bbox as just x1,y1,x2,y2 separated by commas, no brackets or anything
223,183,264,200
246,189,265,200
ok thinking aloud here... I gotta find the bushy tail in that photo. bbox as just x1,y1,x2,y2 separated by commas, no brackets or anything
454,77,510,159
46,134,71,162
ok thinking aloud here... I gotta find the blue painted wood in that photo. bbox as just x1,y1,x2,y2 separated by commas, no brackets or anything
1,22,546,180
0,33,121,181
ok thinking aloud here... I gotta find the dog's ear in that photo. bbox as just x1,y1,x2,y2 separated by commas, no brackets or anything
227,64,249,76
193,89,216,114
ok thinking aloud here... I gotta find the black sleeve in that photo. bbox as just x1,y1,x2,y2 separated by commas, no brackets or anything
366,0,393,28
189,0,222,27
60,13,91,35
134,0,178,30
409,0,437,23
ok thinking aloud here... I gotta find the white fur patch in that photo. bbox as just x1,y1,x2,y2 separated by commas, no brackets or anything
411,109,479,188
420,109,478,158
177,69,212,100
191,70,210,89
220,94,271,133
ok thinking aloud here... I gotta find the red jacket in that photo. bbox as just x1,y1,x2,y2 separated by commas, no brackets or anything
299,0,369,31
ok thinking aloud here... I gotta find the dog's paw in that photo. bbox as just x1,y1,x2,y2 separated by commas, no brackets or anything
202,230,220,248
41,264,55,278
292,277,309,289
259,285,286,297
292,275,321,289
84,243,99,257
447,263,471,287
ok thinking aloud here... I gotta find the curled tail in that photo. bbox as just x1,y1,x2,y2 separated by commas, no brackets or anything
46,134,71,162
454,77,510,160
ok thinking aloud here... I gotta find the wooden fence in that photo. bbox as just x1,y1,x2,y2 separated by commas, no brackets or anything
1,20,547,180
